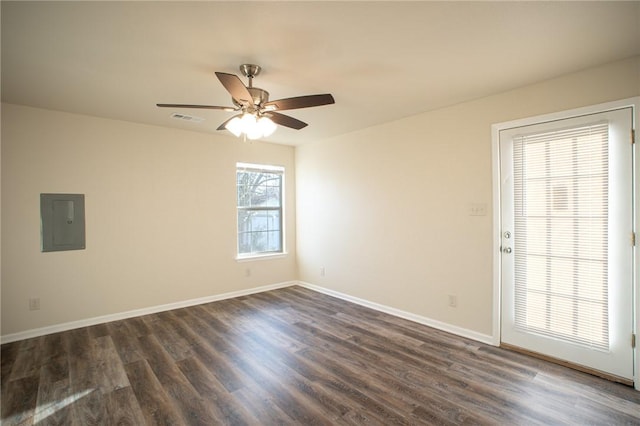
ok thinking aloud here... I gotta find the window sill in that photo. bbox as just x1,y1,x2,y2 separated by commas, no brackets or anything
236,252,288,262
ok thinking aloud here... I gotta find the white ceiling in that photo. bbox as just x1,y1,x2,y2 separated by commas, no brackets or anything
2,1,639,146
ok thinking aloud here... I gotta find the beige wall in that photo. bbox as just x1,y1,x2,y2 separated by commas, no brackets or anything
1,104,297,336
3,56,639,340
296,56,640,337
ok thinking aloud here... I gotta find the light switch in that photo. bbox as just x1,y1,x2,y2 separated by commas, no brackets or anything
468,203,487,216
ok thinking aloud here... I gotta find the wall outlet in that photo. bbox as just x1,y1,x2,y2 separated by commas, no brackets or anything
29,298,41,311
245,268,251,277
320,267,325,277
448,295,457,308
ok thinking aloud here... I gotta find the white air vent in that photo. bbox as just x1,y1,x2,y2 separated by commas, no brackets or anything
170,113,204,123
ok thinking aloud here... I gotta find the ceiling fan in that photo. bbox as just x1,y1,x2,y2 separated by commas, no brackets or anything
157,64,335,139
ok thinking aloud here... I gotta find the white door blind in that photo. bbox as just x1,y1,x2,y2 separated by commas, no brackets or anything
513,122,609,351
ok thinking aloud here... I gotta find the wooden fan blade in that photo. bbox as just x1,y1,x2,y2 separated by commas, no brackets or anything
216,114,242,131
157,103,236,111
215,72,253,105
267,112,308,130
264,94,334,111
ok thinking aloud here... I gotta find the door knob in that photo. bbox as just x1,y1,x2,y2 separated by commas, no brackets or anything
503,247,512,254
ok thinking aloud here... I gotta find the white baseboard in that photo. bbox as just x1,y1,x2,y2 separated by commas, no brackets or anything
0,281,297,344
297,281,495,346
2,280,495,347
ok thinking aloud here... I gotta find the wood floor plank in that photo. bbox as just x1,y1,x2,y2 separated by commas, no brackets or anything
7,337,45,382
68,382,107,425
142,312,194,362
163,310,206,348
179,312,255,393
292,339,491,425
87,323,110,339
33,347,71,425
298,343,470,425
3,285,640,425
105,320,145,365
326,342,495,425
93,335,131,392
176,355,260,426
446,361,580,424
1,341,20,394
124,359,185,425
574,395,640,424
103,386,147,426
1,375,39,426
224,302,417,424
38,354,69,393
194,307,345,424
123,315,153,338
236,331,353,421
137,334,219,425
64,329,111,426
34,378,74,426
315,336,550,425
205,334,340,425
231,385,298,425
41,333,67,362
534,371,640,417
255,293,559,424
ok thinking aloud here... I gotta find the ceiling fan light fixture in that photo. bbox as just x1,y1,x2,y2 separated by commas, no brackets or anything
225,113,277,140
258,116,277,137
240,112,257,128
240,113,261,140
225,116,244,137
246,126,263,141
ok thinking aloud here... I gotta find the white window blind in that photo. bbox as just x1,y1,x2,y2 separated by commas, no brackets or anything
513,122,609,351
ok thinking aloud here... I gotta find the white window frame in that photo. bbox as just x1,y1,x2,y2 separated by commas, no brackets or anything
492,97,640,390
236,162,286,260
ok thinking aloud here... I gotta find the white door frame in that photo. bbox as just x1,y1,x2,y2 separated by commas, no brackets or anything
491,97,640,390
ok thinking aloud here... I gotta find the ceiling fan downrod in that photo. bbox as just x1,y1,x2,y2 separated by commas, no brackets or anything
239,64,261,88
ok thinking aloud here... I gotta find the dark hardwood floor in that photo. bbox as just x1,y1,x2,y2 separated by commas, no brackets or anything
2,285,640,425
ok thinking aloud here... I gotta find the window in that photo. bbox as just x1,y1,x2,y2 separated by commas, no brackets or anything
236,163,284,257
512,122,610,350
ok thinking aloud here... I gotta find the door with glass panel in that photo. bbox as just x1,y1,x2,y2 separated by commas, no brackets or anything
500,108,634,380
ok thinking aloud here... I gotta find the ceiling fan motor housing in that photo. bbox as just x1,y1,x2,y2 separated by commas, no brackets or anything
232,87,269,110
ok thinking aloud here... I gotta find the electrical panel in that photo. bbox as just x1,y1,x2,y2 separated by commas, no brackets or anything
41,193,86,252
